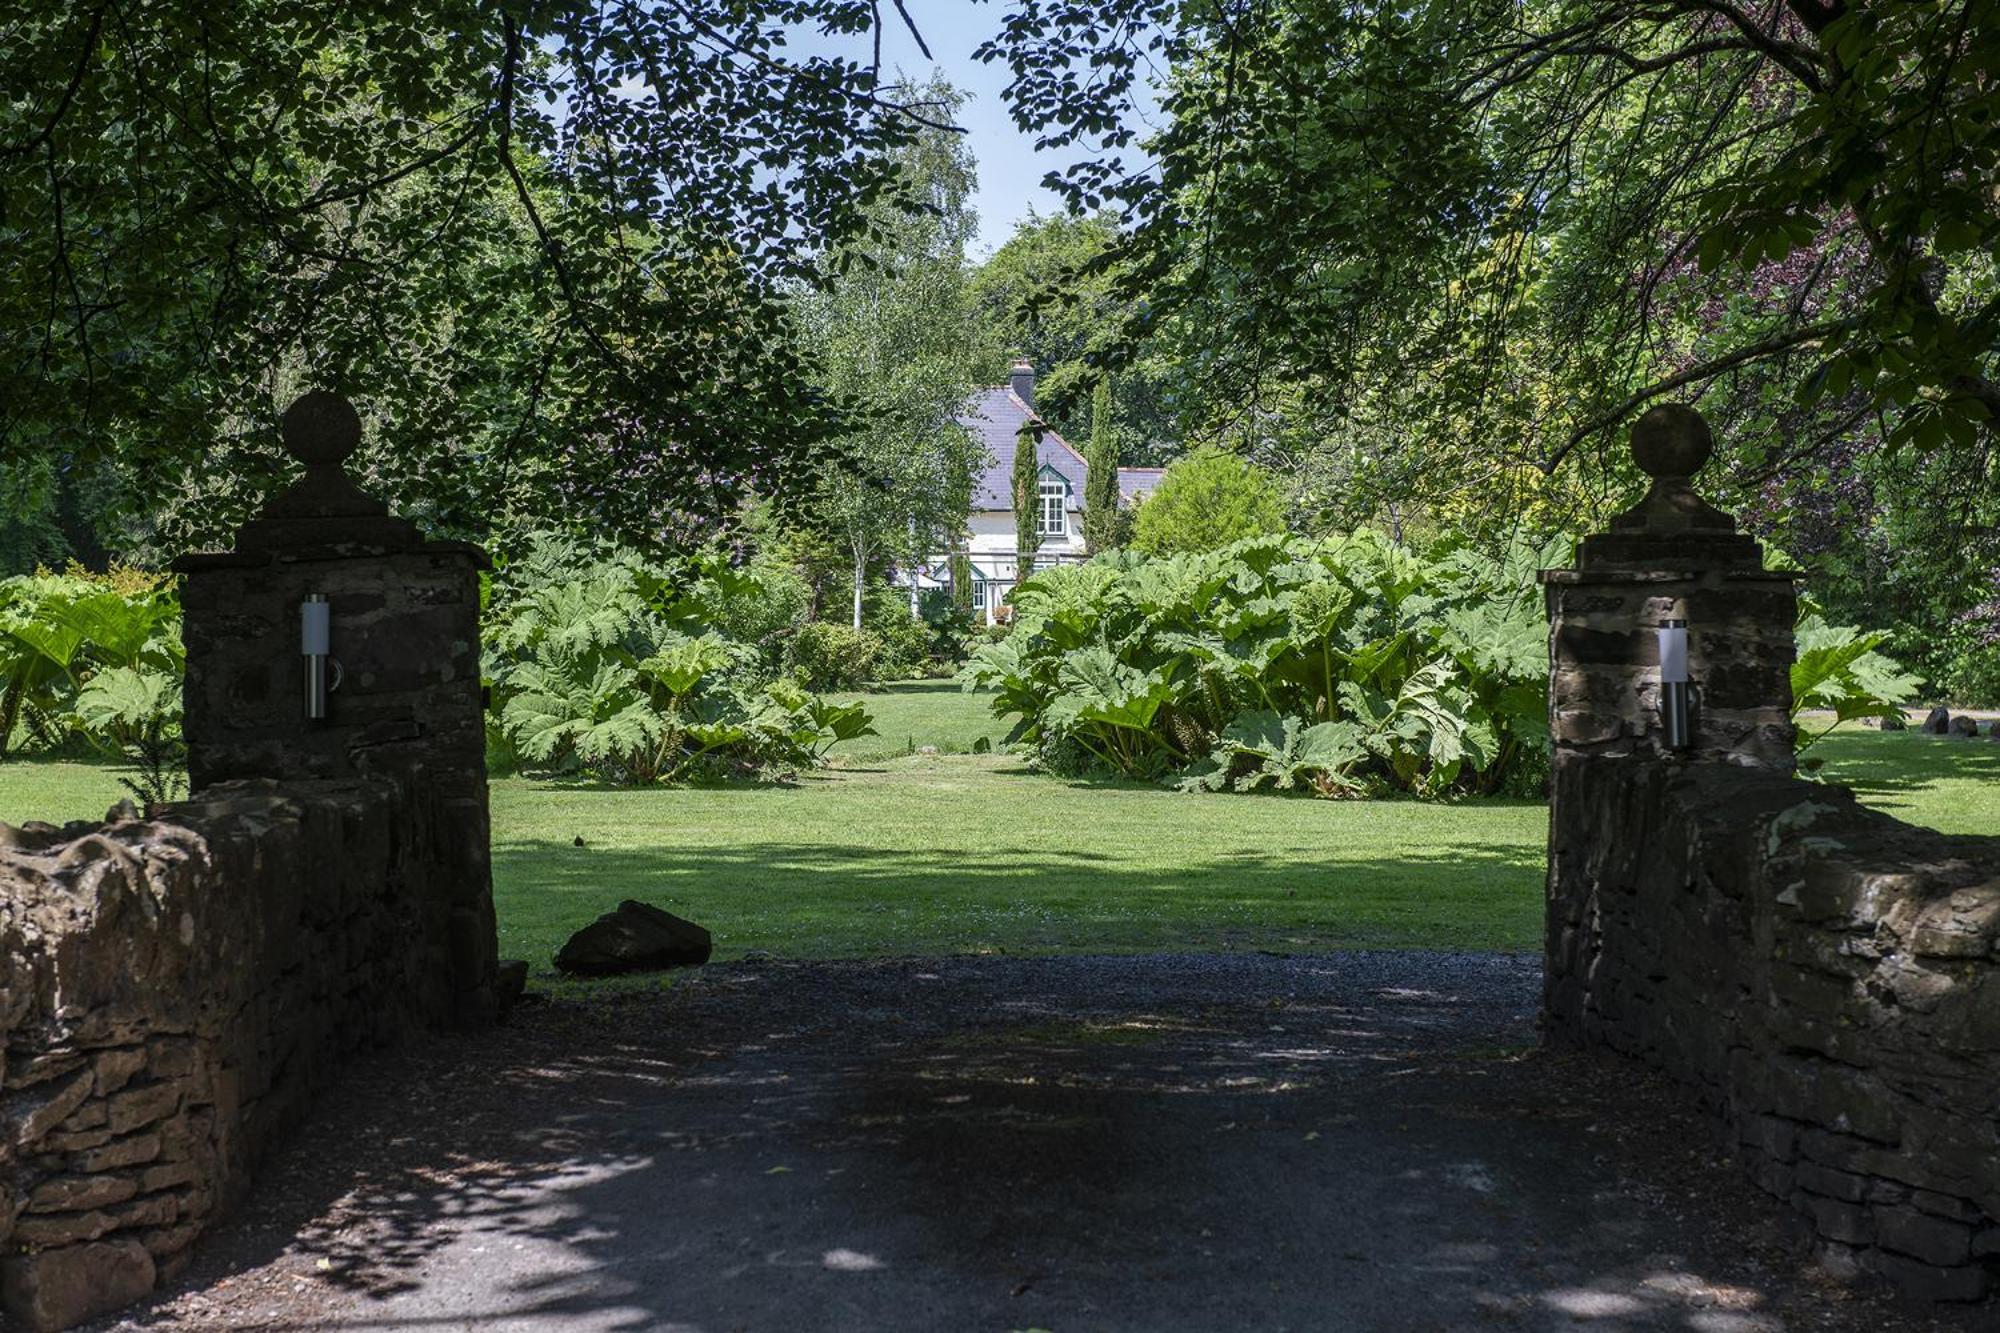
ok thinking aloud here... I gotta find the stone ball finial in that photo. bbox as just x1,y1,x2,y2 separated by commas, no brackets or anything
1630,403,1713,480
281,391,362,467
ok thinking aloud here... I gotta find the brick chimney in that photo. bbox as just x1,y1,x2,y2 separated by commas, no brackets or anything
1009,358,1036,408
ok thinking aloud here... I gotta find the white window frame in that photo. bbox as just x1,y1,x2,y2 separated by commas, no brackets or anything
1038,470,1068,537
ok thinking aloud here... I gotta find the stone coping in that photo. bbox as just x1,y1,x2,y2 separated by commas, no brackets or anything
1540,567,1805,584
170,538,490,572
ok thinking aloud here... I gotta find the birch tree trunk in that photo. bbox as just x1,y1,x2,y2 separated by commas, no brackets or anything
852,550,866,631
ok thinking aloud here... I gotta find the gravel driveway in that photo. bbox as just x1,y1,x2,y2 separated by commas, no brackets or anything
96,953,1983,1333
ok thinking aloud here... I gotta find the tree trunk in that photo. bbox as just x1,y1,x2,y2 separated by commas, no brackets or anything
852,553,865,631
0,674,21,762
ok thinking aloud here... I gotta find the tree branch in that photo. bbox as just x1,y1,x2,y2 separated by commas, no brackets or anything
2,2,109,159
498,16,618,368
1545,315,1864,471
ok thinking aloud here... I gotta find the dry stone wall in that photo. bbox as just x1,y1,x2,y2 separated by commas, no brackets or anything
1545,756,2000,1301
0,392,501,1330
0,775,469,1330
1542,406,2000,1304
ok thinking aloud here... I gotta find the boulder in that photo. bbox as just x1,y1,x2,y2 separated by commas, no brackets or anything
495,959,529,1010
1921,706,1951,735
2,1239,155,1332
555,900,712,976
1950,715,1981,738
1876,712,1908,732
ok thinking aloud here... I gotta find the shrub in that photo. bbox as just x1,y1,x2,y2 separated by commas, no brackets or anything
854,585,976,680
962,532,1559,797
787,621,883,691
965,533,1918,799
1933,605,2000,707
1791,610,1921,751
0,567,185,797
485,534,873,784
1130,449,1285,556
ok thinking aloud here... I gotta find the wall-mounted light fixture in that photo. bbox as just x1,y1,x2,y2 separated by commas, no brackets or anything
301,594,343,721
1657,596,1693,750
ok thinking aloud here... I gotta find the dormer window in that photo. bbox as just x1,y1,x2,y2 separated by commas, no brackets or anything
1038,468,1068,536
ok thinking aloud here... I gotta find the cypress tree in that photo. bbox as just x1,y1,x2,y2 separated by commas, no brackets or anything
1012,419,1043,586
1082,377,1122,553
950,551,974,615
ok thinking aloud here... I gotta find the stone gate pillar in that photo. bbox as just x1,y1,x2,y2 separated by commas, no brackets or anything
171,391,498,1024
1541,404,1800,768
1540,405,1800,1042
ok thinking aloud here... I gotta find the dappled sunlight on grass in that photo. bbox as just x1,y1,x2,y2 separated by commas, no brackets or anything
490,755,1550,971
1808,728,2000,837
3,716,1992,978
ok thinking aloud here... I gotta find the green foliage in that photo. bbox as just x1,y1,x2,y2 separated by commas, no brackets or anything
961,532,1564,798
1939,638,2000,710
1082,378,1129,554
1130,450,1285,556
1013,421,1044,572
859,584,971,682
1,3,964,552
787,622,884,693
969,211,1183,460
1791,615,1922,753
0,568,185,798
983,1,2000,665
485,535,873,785
792,76,987,630
71,665,187,806
950,553,976,617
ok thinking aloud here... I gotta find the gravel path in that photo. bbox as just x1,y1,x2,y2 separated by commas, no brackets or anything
96,953,1983,1333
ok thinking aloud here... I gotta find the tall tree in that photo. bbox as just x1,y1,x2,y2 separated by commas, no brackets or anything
971,212,1183,462
1013,419,1045,579
794,76,986,630
980,4,2000,540
1082,378,1126,553
1,2,954,552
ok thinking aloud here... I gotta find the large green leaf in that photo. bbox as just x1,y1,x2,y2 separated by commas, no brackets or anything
73,666,181,738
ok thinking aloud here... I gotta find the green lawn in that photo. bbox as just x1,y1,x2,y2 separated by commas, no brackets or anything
487,756,1547,968
1805,726,2000,834
826,680,1007,761
3,709,1994,979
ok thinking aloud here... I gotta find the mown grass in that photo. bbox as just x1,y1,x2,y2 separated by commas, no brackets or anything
2,703,1993,979
487,756,1548,969
826,680,1006,761
1805,725,2000,837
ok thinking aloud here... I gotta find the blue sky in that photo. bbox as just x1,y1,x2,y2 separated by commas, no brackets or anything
792,4,1157,257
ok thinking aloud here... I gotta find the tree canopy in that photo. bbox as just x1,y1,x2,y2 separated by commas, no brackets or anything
1,1,952,553
968,210,1182,462
983,1,2000,464
981,0,1999,685
792,76,986,628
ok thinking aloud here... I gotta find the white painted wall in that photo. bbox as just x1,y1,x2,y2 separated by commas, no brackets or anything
911,507,1091,623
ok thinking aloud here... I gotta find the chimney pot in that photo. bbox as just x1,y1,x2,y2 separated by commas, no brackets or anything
1009,359,1036,409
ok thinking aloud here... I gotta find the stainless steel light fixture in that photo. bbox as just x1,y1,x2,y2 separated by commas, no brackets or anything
302,594,342,720
1657,596,1693,750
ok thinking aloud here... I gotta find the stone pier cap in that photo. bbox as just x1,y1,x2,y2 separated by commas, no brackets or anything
1540,403,1801,768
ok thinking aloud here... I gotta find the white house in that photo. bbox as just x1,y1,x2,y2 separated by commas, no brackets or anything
909,361,1162,621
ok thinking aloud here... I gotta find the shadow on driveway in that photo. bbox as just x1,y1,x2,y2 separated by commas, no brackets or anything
99,954,1981,1333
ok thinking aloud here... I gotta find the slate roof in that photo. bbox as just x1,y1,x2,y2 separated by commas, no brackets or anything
1117,468,1165,504
963,385,1088,512
960,384,1159,513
